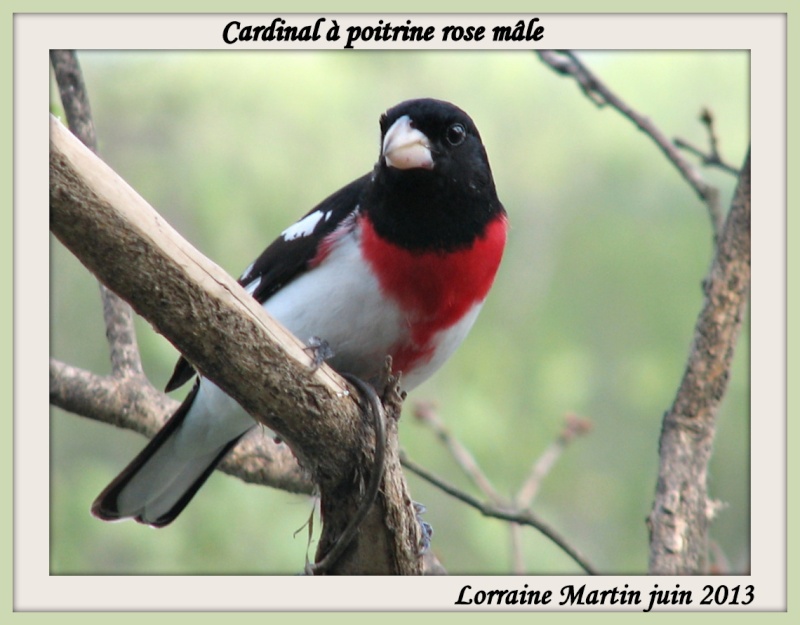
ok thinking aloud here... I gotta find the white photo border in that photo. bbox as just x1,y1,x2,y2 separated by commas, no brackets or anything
14,8,788,614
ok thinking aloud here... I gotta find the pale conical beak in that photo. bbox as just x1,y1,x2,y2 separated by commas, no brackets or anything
382,115,434,170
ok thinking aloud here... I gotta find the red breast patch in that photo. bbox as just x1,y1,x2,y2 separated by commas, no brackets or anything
360,214,507,371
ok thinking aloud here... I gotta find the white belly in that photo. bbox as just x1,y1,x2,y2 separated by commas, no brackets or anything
265,229,407,383
187,223,483,442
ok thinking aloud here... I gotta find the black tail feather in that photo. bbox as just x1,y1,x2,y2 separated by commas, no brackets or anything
91,382,242,527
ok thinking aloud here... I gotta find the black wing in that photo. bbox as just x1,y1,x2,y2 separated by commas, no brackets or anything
165,174,370,393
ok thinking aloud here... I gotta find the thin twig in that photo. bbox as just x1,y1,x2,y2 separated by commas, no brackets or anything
413,405,593,573
412,401,504,505
516,414,592,508
674,108,740,176
511,414,590,574
536,50,724,238
50,50,143,377
509,524,525,575
400,452,596,575
49,50,98,151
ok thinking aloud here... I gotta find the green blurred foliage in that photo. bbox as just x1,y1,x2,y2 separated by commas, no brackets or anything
50,50,749,575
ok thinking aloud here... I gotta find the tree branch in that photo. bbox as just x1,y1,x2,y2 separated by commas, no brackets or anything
411,402,594,573
674,108,740,176
412,401,504,505
537,50,750,575
648,149,750,574
50,49,143,377
537,50,724,238
50,357,313,495
400,452,596,575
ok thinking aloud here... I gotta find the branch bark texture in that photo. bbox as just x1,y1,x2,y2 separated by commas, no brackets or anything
648,150,751,574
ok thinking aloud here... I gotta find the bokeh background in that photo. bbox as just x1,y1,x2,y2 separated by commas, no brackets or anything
50,50,750,575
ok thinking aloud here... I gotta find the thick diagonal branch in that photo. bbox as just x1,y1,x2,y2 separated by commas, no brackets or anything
49,115,422,574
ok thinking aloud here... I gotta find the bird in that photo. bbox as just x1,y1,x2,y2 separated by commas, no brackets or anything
91,97,508,527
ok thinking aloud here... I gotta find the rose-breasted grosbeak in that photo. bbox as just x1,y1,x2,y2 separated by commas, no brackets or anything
92,98,507,527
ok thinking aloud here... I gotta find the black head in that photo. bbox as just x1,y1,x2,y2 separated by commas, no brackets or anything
365,98,504,252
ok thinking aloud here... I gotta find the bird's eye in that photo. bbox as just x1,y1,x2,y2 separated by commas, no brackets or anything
445,123,467,146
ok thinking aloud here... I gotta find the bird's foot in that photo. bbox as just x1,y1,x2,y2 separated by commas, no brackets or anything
413,501,434,554
305,336,335,372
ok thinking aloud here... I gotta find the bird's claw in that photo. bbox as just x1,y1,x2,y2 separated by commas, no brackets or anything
414,501,433,554
305,336,334,372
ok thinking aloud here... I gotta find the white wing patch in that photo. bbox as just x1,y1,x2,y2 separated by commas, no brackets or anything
243,275,261,295
280,209,330,241
240,261,255,281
